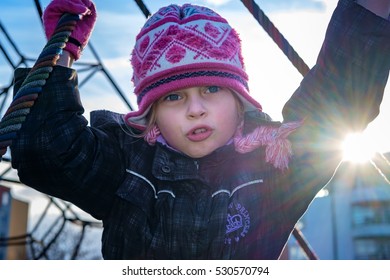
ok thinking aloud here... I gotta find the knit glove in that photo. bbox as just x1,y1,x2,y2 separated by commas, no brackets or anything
42,0,97,60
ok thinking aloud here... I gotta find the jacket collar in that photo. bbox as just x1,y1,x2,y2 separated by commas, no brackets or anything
152,142,237,185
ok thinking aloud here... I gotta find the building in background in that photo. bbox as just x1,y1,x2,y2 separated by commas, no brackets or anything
0,185,29,260
0,186,11,259
288,153,390,259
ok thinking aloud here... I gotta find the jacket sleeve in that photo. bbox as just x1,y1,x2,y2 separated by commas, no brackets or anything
10,66,127,220
280,0,390,216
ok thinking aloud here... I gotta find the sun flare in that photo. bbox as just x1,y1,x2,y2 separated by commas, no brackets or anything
342,132,376,163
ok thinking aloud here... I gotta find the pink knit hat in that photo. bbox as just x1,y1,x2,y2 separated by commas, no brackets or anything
124,3,262,129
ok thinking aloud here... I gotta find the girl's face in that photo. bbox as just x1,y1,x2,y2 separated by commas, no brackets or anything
155,86,242,158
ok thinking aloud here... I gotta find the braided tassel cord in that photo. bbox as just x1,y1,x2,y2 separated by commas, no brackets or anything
234,120,303,170
0,13,79,159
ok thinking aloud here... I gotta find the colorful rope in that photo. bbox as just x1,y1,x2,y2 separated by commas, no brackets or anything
0,13,80,158
240,0,310,76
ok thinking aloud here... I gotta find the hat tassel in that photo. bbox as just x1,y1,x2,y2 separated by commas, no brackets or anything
234,120,303,170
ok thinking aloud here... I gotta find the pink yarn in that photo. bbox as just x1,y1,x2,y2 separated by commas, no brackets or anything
144,125,161,145
133,24,238,80
234,120,303,170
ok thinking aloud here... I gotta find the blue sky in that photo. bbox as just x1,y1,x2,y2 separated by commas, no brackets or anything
1,0,389,155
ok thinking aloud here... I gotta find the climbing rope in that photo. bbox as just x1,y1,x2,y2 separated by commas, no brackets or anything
0,13,80,158
240,0,310,76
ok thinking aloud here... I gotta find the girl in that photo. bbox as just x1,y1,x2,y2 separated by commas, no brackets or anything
9,0,390,259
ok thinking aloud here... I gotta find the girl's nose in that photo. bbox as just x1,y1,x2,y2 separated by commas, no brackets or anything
187,92,207,119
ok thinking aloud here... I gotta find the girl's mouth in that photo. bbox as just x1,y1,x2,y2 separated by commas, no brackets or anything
186,126,213,142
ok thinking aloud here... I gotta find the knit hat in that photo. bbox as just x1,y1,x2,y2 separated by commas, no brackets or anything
124,3,262,129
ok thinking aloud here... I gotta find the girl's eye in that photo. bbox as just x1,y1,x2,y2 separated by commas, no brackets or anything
206,86,220,93
163,93,181,101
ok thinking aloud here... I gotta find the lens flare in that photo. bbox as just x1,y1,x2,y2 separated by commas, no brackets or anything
342,133,376,163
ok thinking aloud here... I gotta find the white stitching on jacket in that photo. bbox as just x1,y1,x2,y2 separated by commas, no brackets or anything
126,169,157,198
211,179,263,198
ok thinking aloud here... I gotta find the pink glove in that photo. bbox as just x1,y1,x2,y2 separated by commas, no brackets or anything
42,0,97,60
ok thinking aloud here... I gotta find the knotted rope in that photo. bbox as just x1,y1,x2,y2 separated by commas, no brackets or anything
0,13,79,158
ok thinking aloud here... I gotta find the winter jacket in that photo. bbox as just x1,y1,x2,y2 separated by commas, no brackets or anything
10,0,390,259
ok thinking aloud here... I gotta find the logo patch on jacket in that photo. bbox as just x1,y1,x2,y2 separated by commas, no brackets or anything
225,202,251,244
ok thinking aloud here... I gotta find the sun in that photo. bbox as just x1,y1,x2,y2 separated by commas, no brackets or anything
342,132,376,163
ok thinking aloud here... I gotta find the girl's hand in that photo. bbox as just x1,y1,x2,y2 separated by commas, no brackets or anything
43,0,97,61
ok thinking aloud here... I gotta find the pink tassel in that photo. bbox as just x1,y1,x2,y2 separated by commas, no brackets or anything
234,120,303,170
144,125,161,145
